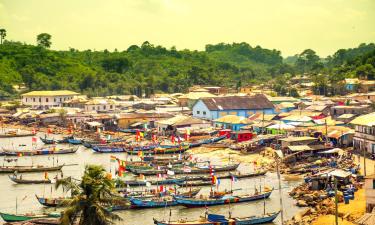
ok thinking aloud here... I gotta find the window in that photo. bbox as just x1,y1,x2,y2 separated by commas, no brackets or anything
92,106,95,110
373,180,375,189
203,111,206,115
60,98,62,102
33,98,35,102
103,106,106,110
196,111,200,114
46,98,49,102
54,98,56,102
25,98,28,102
110,105,113,109
39,98,41,102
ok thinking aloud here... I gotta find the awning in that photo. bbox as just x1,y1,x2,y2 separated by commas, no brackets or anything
288,145,312,152
86,121,103,127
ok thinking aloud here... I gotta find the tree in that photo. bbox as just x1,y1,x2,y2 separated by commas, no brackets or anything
0,28,6,44
295,49,320,73
56,165,125,225
37,33,52,48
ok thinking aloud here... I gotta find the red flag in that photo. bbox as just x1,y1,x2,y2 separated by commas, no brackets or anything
159,185,164,192
171,135,175,144
32,128,36,135
47,128,52,134
32,137,37,143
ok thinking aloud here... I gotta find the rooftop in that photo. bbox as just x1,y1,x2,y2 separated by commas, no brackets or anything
350,112,375,126
200,94,274,111
22,90,79,97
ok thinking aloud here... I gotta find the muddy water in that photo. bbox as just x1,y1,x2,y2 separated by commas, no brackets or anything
0,133,302,225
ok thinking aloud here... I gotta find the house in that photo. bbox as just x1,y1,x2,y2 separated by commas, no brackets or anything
21,90,79,110
155,115,210,134
364,174,375,213
331,105,371,119
178,91,216,107
359,80,375,93
277,102,296,113
278,136,318,149
239,86,252,95
351,112,375,154
267,96,299,104
231,130,253,142
347,92,375,102
189,86,228,95
213,115,251,131
344,78,360,91
116,113,173,129
84,99,117,112
192,94,275,120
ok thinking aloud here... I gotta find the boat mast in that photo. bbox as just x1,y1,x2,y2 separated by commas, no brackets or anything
276,157,284,224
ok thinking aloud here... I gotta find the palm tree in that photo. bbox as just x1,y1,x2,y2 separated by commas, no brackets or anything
0,28,6,44
56,165,126,225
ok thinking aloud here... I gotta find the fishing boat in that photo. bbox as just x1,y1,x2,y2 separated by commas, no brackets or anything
174,188,273,208
0,164,64,173
189,135,228,148
117,128,140,134
35,195,67,207
9,175,51,184
176,180,213,187
1,146,78,156
0,130,35,138
129,197,178,208
130,164,240,176
56,135,75,144
67,138,82,145
153,211,280,225
92,145,124,153
40,137,56,144
230,170,267,179
0,212,60,222
126,145,190,155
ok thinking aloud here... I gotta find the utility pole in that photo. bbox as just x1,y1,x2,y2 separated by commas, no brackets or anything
334,177,338,225
363,141,367,176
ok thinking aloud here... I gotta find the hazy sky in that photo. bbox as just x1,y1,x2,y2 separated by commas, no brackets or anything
1,0,374,57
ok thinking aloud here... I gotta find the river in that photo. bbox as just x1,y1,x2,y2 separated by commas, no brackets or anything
0,133,302,225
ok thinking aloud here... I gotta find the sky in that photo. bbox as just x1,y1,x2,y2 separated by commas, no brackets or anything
0,0,374,57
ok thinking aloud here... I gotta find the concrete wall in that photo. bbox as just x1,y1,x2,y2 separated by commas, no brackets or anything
22,95,75,109
365,178,375,212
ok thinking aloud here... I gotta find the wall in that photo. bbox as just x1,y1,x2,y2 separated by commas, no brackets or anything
365,178,375,213
192,100,212,120
22,95,75,109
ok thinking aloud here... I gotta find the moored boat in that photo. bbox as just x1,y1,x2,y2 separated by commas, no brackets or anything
67,138,82,145
92,145,124,153
153,211,280,225
9,175,51,184
35,195,67,207
129,197,178,208
40,137,56,144
0,165,64,173
174,188,273,208
1,146,78,156
0,212,60,222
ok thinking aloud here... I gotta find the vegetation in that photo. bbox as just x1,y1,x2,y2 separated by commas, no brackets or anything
56,165,125,225
0,28,374,98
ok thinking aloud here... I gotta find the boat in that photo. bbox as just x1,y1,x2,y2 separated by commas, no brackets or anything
56,136,74,144
35,195,67,207
176,180,213,187
174,188,273,208
0,212,60,222
9,175,51,184
67,138,82,145
0,165,64,173
117,128,140,134
230,170,267,179
189,135,228,148
153,211,280,225
1,146,78,156
40,137,56,144
0,130,35,138
92,145,124,153
126,145,190,155
129,197,178,208
130,164,240,176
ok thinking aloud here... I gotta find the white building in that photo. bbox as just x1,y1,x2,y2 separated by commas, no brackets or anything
84,99,117,112
351,112,375,154
21,90,79,110
365,174,375,213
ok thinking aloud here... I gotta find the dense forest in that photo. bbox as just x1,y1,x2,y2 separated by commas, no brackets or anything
0,31,374,99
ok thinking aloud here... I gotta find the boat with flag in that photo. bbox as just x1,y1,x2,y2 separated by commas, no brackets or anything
92,145,125,153
129,196,178,208
0,164,64,173
174,187,273,208
1,146,78,156
153,211,280,225
8,174,52,184
189,135,227,148
126,144,190,155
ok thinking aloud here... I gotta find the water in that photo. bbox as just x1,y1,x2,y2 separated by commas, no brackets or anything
0,133,302,225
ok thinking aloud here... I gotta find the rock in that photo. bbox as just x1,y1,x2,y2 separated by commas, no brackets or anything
297,200,308,207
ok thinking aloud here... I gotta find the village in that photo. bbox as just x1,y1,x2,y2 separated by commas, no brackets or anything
0,77,375,225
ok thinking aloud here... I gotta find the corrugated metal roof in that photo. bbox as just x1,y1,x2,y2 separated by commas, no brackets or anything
201,94,274,111
350,112,375,126
22,90,79,96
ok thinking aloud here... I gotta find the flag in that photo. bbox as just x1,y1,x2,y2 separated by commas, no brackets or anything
110,155,117,162
139,174,145,180
47,128,52,134
118,159,126,167
100,138,106,144
17,152,23,157
209,165,214,175
178,154,182,160
171,135,175,144
118,166,126,177
211,175,217,184
32,128,36,134
96,127,101,134
217,179,221,186
159,185,164,192
157,174,162,178
152,134,157,142
231,175,238,182
44,172,49,180
138,151,143,158
32,137,37,143
167,170,175,176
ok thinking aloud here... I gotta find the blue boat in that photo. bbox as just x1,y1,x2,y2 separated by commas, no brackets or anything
174,189,273,208
189,135,227,148
67,138,82,145
129,197,178,208
153,211,280,225
92,145,124,153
